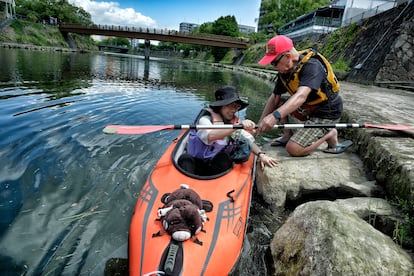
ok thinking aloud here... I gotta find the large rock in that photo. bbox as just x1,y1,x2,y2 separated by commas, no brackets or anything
255,147,383,211
251,80,414,274
271,200,414,275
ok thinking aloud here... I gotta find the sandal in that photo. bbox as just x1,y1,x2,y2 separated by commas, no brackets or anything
323,140,353,154
270,137,288,147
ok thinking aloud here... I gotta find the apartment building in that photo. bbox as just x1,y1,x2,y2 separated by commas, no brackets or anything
179,22,200,33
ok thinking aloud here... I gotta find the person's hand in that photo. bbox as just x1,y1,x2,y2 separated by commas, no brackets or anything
258,153,278,170
241,119,256,133
257,113,278,134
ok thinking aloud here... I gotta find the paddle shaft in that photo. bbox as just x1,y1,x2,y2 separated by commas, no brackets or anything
181,123,369,130
103,122,414,135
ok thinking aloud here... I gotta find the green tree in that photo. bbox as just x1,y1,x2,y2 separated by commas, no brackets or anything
259,0,330,33
15,0,92,24
211,15,239,62
246,31,267,43
99,37,130,47
193,22,213,34
191,22,213,53
211,15,239,37
158,41,176,51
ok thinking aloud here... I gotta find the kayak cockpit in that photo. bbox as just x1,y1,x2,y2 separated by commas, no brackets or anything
172,109,232,180
172,129,232,180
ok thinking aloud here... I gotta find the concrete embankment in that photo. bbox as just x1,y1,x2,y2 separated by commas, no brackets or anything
0,42,85,52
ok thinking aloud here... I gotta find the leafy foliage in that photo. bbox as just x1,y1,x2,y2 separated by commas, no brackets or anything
194,22,213,34
392,198,414,249
322,23,361,59
330,57,350,71
211,15,239,37
259,0,330,33
173,15,241,62
15,0,92,24
1,18,96,49
245,32,267,44
210,15,239,62
6,19,67,46
98,37,130,48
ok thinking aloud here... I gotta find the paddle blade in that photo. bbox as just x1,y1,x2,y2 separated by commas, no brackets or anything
103,125,174,134
365,124,414,131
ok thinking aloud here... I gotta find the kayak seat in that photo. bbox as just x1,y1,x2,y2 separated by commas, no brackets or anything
172,109,232,180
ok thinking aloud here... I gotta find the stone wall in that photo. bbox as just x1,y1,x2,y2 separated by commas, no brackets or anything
376,8,414,82
346,2,414,84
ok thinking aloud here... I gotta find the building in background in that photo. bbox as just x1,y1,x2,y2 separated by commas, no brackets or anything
257,0,272,34
337,0,401,26
179,22,199,33
257,0,404,39
238,24,255,34
0,0,15,19
278,5,344,41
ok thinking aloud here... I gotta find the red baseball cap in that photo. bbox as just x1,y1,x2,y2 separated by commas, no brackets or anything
258,35,293,65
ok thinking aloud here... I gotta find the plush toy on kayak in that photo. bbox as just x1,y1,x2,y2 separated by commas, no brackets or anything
158,184,208,241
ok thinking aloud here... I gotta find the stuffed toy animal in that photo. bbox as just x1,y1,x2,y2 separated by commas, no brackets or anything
158,184,207,241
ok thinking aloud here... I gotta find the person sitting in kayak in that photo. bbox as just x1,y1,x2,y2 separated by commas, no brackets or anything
178,85,278,175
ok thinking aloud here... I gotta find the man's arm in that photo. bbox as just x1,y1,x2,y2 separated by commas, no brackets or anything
258,86,312,132
259,93,281,121
277,86,311,117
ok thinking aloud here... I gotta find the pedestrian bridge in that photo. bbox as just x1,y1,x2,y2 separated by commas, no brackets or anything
59,23,251,49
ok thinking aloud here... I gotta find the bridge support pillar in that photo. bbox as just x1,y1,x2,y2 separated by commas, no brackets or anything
144,39,151,60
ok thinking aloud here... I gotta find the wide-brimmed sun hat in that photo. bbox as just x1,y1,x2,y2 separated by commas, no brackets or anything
258,35,293,65
209,86,249,111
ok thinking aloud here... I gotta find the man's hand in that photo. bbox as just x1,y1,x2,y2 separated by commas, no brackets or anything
258,113,278,133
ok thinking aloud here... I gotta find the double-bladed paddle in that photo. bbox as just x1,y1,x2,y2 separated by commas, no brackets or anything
103,123,414,135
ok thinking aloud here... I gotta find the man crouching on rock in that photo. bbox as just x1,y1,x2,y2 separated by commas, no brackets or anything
257,35,352,156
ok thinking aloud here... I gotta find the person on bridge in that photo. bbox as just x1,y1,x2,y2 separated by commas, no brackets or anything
256,35,352,156
178,85,278,175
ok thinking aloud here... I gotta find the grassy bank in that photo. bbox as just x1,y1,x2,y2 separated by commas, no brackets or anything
0,19,97,50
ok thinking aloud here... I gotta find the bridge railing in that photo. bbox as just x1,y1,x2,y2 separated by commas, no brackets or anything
59,23,250,44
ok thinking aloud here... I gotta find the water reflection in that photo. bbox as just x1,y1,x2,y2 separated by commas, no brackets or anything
0,180,23,235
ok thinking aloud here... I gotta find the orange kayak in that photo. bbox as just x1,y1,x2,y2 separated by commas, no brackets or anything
129,111,256,276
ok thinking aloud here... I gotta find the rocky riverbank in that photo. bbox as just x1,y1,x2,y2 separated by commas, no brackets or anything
227,63,414,274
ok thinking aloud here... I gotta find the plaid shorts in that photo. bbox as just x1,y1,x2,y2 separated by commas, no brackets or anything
289,116,341,147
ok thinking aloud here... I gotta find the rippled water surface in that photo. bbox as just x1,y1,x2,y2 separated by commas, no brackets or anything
0,48,276,275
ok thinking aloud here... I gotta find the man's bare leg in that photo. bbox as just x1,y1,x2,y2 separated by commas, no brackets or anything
285,128,338,157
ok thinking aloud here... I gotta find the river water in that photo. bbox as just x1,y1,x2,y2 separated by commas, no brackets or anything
0,48,276,275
